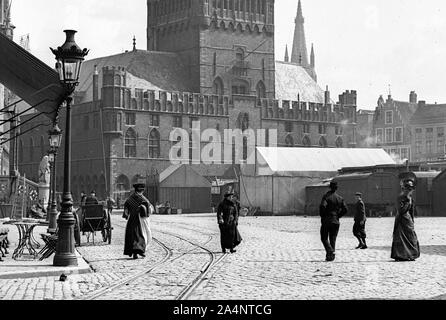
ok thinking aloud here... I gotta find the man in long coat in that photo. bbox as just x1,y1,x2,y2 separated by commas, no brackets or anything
217,192,242,253
320,181,348,262
353,192,367,249
123,183,153,259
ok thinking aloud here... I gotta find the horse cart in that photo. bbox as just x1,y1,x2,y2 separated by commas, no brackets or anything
78,204,112,244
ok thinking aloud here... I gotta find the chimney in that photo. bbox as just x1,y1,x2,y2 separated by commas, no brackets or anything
93,65,99,103
418,100,426,108
409,91,417,104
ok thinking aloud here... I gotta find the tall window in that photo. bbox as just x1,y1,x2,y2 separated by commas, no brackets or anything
376,128,383,144
149,129,161,159
125,113,136,126
385,110,393,125
124,128,137,158
426,128,434,154
415,141,422,155
285,122,293,133
401,147,409,160
385,128,393,143
93,114,99,129
303,124,310,134
415,128,423,140
256,81,266,101
395,127,403,143
426,140,433,154
335,126,343,135
173,116,183,128
318,124,327,135
213,77,224,96
437,127,445,153
150,114,160,127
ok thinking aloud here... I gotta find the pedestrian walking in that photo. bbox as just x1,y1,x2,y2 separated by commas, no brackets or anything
217,192,242,254
106,196,115,215
123,183,153,259
80,191,87,207
319,181,348,262
353,192,367,249
391,176,420,262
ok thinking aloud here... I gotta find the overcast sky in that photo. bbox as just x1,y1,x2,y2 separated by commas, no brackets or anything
10,0,446,109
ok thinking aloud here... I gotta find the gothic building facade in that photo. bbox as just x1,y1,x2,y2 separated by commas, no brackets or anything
18,0,358,204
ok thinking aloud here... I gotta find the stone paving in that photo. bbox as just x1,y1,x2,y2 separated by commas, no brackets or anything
0,213,445,300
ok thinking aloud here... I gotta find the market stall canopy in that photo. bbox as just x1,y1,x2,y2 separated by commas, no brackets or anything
0,32,67,122
256,147,396,176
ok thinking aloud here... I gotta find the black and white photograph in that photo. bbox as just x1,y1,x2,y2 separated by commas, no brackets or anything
1,0,446,313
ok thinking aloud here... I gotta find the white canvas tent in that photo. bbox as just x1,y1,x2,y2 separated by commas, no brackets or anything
240,148,396,215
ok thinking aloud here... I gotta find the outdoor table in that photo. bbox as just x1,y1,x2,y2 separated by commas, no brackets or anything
6,221,41,260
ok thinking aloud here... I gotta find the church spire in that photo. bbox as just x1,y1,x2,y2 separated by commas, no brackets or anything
284,45,289,62
310,43,315,68
291,0,309,67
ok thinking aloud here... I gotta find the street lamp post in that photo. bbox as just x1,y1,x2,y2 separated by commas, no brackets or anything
47,123,62,234
51,30,88,267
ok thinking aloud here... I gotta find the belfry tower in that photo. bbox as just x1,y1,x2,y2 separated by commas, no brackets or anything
0,0,14,39
290,0,317,82
147,0,276,98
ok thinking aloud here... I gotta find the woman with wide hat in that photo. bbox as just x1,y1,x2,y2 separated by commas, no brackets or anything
391,173,420,261
123,183,153,259
217,191,242,253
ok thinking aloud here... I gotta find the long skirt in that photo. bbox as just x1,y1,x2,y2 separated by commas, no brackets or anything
140,216,152,251
219,223,242,250
391,213,420,261
124,212,148,257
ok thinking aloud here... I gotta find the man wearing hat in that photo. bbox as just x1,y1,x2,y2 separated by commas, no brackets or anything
85,190,99,206
123,183,153,259
353,192,367,249
217,191,242,254
391,175,420,261
319,181,348,262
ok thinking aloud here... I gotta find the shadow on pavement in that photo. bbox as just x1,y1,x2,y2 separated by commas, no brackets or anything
368,245,446,257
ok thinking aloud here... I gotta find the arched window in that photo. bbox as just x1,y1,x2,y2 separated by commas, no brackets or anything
256,81,266,104
213,77,224,96
131,98,137,110
285,135,294,147
149,129,161,159
302,136,311,147
319,136,328,148
336,137,343,148
124,128,137,158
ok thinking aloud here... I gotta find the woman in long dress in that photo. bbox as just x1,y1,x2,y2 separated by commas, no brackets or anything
391,178,420,262
123,183,153,259
217,192,242,254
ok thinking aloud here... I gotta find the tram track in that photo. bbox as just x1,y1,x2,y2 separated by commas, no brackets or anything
80,218,228,300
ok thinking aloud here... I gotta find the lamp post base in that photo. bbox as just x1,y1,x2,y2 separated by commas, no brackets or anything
53,195,78,267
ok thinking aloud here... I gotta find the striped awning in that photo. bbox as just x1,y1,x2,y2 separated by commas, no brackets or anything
0,32,67,122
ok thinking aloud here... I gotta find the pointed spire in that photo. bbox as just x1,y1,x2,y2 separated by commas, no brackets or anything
291,0,309,66
133,35,136,51
310,43,315,68
297,0,303,20
284,45,289,62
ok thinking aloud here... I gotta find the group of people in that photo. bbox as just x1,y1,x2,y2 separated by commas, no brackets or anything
120,184,243,259
319,177,420,262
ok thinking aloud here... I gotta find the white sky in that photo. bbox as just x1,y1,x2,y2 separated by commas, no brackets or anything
10,0,446,109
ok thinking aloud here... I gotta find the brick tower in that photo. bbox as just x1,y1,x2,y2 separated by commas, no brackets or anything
147,0,276,98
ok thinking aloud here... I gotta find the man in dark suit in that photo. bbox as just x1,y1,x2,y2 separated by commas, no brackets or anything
320,181,348,262
353,192,367,249
85,190,99,206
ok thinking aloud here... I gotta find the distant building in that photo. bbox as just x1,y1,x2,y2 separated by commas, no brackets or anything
409,101,446,163
18,0,358,204
356,109,375,148
373,93,418,162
